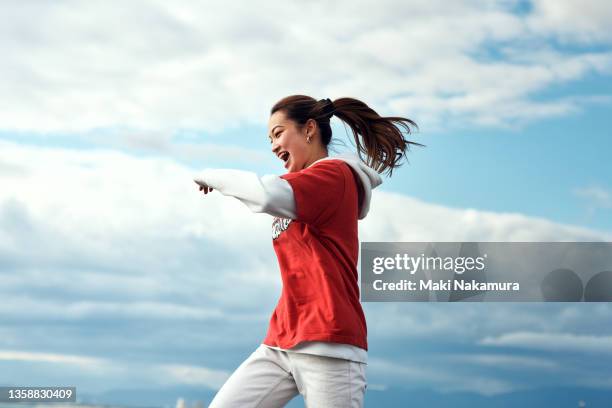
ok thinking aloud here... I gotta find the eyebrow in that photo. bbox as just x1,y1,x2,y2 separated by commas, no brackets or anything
268,125,284,138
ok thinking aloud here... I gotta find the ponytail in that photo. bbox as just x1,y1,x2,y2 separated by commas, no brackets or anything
271,95,424,176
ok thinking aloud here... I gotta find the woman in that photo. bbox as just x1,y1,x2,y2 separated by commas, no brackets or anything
194,95,421,408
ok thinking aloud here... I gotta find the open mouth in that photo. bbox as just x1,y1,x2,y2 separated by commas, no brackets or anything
280,151,290,163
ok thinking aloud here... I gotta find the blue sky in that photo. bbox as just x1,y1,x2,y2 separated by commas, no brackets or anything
1,0,612,407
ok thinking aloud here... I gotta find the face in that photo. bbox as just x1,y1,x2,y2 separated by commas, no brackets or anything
268,110,315,173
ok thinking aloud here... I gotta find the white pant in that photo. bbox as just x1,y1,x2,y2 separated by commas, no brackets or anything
209,344,367,408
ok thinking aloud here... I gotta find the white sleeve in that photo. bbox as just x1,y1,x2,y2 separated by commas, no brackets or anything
193,169,296,219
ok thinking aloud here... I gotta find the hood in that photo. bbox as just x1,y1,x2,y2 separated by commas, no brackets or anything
311,153,383,219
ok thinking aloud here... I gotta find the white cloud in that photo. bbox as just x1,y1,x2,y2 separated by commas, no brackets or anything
368,330,612,395
364,302,612,343
361,191,612,242
528,0,612,43
0,349,107,369
0,348,229,390
574,185,612,209
368,355,521,396
444,352,560,370
0,0,610,134
0,297,224,321
83,128,270,166
161,363,229,389
480,331,612,353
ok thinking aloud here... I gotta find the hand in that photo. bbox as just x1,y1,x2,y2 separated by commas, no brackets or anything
194,178,214,195
198,184,214,195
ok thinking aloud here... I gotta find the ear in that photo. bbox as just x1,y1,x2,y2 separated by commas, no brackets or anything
305,118,317,136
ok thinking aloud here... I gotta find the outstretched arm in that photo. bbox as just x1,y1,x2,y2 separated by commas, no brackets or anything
193,169,296,219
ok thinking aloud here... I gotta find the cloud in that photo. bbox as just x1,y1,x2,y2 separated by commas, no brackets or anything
364,302,612,344
444,352,560,370
82,128,270,166
0,349,110,373
528,0,612,43
367,327,612,395
480,331,612,353
0,348,229,390
361,191,612,242
0,0,611,135
0,349,103,366
574,185,612,210
368,355,522,396
160,364,230,389
0,297,224,322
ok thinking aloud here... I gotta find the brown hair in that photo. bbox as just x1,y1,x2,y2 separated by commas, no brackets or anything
270,95,424,176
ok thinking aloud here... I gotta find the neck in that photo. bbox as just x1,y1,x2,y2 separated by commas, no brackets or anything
304,148,328,169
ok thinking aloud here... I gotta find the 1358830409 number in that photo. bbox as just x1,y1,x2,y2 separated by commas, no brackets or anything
0,387,76,402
